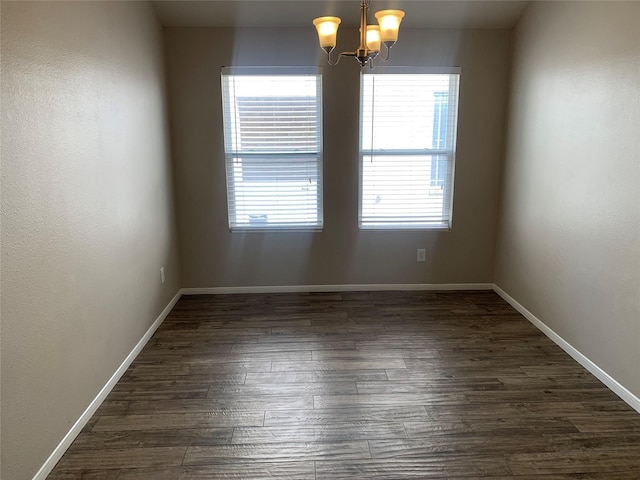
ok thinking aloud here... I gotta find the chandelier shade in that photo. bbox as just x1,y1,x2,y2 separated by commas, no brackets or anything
312,16,341,50
312,0,404,67
375,10,405,44
366,26,381,52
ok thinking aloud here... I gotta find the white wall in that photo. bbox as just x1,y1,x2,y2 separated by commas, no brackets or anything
0,2,181,478
495,1,640,398
165,27,511,288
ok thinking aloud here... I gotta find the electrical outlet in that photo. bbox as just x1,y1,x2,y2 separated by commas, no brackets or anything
160,267,165,284
417,249,426,262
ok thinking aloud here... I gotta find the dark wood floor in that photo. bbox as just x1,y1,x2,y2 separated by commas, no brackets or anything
49,290,640,479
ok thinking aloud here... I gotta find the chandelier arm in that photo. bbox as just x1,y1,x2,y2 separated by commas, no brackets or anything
341,50,374,67
326,50,362,66
325,49,341,66
379,44,391,62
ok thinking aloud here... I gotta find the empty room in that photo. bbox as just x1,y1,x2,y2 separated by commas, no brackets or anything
1,0,639,479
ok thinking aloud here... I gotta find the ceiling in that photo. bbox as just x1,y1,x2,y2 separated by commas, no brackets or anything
153,0,530,29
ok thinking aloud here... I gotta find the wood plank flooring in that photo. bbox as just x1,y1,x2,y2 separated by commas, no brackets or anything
48,291,640,479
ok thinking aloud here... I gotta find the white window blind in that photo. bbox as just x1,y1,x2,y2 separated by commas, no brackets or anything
221,67,323,231
359,68,460,229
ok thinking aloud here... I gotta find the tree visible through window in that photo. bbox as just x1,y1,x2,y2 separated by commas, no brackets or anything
221,68,323,230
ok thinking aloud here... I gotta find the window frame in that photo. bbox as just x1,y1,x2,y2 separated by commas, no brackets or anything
358,67,461,231
221,66,324,232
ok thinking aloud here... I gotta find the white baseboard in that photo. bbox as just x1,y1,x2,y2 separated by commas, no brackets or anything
493,284,640,414
32,290,183,480
182,283,494,295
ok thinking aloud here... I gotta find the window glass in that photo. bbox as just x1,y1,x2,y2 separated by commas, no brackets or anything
359,69,460,229
221,68,323,230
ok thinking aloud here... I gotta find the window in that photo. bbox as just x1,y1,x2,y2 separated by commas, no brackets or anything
359,68,460,229
221,67,323,230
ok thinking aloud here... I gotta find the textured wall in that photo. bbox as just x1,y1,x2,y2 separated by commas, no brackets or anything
0,2,181,478
495,2,640,397
165,27,510,288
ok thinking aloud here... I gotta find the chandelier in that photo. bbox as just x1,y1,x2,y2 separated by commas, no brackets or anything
313,0,405,67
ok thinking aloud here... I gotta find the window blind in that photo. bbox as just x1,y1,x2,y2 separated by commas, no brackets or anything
359,68,460,229
221,68,323,231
